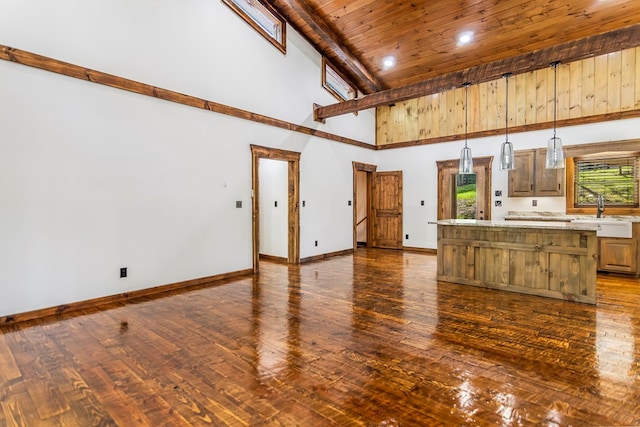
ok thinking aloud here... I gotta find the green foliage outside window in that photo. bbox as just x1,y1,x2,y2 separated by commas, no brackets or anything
456,174,477,219
574,156,638,207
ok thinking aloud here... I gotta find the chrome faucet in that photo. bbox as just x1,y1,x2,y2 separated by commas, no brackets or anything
597,194,605,218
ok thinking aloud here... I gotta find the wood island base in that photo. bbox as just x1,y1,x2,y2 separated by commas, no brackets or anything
436,220,598,304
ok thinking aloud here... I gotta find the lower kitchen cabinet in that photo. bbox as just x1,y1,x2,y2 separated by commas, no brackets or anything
598,223,640,275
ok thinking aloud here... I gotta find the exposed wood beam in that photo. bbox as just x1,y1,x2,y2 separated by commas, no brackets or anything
314,24,640,120
0,44,374,150
270,0,383,94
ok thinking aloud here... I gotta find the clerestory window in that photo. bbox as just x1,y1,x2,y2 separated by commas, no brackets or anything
222,0,286,53
322,58,357,102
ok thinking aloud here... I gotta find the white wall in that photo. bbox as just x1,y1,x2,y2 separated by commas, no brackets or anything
378,117,640,249
0,0,376,317
259,159,288,258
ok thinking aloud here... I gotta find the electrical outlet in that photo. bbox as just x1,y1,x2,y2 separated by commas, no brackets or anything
405,234,409,240
315,240,318,247
235,200,242,208
421,200,425,206
532,199,538,207
348,200,352,206
120,267,127,278
495,200,502,207
274,201,278,207
302,200,306,207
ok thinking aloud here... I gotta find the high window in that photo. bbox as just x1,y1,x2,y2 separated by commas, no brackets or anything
567,152,640,214
322,58,357,102
222,0,286,53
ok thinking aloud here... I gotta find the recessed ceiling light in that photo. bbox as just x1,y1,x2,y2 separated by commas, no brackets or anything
457,31,474,46
383,56,396,69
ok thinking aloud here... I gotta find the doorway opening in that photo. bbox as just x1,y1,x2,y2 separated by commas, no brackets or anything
353,162,404,250
353,162,376,250
455,173,477,219
251,145,300,273
436,156,493,220
258,158,288,262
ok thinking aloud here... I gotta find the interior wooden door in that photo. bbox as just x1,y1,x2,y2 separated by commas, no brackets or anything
371,171,403,249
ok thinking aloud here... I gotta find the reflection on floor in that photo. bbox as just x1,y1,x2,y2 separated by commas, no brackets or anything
0,248,639,425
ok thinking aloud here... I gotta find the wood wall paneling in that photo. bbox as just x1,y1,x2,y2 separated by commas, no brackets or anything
636,47,640,108
621,48,636,111
377,47,640,146
569,60,583,118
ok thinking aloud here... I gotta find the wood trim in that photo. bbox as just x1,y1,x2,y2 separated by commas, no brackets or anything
377,110,640,150
300,248,353,263
258,254,288,264
0,268,253,326
251,144,302,161
0,44,374,150
251,144,301,273
314,24,640,119
353,161,377,172
403,247,437,255
288,159,300,264
562,138,640,158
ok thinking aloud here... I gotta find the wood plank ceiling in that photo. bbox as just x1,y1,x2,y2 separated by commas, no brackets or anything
269,0,640,119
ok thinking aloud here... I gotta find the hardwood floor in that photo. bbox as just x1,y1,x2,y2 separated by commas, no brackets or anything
1,248,639,426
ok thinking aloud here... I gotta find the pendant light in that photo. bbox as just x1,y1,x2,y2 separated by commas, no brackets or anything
500,73,515,170
459,82,473,174
546,61,565,169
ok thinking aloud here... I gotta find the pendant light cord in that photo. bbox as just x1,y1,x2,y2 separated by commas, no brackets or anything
504,73,510,142
464,83,469,148
552,61,559,139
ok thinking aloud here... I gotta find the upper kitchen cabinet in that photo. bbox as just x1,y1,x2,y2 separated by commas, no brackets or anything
508,149,564,197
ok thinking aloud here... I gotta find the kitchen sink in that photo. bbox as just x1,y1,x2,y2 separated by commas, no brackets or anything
571,219,633,238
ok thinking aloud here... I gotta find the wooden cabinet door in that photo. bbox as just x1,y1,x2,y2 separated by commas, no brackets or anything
534,149,564,196
508,150,534,197
598,237,637,273
371,171,403,249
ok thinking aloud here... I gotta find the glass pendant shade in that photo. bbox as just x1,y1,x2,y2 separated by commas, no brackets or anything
546,62,565,169
459,145,473,174
499,73,515,171
546,135,565,169
500,140,514,170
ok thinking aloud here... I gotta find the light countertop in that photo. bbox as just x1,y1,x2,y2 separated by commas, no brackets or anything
504,211,640,222
432,219,600,231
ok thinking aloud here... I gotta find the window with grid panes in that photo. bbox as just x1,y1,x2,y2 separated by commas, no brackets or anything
573,155,639,207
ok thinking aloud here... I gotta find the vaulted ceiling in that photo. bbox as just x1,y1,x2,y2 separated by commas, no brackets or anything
269,0,640,119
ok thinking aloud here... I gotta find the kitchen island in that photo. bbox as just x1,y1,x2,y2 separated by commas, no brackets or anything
435,219,599,304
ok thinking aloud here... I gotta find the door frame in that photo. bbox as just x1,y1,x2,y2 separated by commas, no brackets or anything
251,145,300,273
352,162,377,250
436,156,493,220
